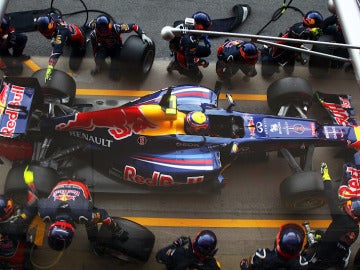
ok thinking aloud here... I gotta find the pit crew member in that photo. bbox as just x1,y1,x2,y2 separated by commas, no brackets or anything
0,194,34,270
306,163,359,269
260,10,323,77
166,11,212,82
88,14,152,80
156,229,221,270
240,223,309,269
22,167,128,252
36,13,86,82
216,39,258,86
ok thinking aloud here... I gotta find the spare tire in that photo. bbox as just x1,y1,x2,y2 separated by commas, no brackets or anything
120,35,155,79
32,69,76,105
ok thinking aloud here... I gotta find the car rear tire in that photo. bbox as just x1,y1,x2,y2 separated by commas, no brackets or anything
120,35,155,79
280,171,326,211
267,76,313,114
96,217,155,263
32,69,76,105
308,35,335,77
4,164,59,205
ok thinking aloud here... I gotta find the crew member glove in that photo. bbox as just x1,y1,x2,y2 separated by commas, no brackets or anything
45,65,54,83
310,27,322,38
240,258,249,270
203,34,211,48
24,165,34,185
141,33,153,45
173,236,190,247
196,58,209,68
320,162,331,181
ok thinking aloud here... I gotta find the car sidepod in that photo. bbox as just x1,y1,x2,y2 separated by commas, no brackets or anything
115,148,223,188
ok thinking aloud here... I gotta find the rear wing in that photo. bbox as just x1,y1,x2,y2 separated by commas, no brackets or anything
0,76,42,138
315,91,357,126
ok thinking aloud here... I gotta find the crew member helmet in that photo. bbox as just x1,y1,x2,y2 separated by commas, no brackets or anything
37,15,57,38
48,220,75,251
193,230,218,261
240,42,259,65
185,111,209,135
95,15,113,36
275,223,305,259
192,11,212,30
0,195,14,222
303,11,323,28
343,199,360,222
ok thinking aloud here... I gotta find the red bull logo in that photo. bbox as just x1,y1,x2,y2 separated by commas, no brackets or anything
55,106,157,140
0,83,26,138
338,166,360,200
52,189,80,201
322,101,352,126
123,165,204,186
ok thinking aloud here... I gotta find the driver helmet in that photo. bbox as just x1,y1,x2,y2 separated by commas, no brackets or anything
0,195,14,222
303,11,323,28
185,111,209,135
37,14,57,38
95,15,113,37
48,220,75,251
192,230,218,261
343,199,360,222
192,11,212,30
275,223,305,259
239,42,259,65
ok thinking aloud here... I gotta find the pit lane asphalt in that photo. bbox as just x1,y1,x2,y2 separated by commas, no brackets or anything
0,56,359,269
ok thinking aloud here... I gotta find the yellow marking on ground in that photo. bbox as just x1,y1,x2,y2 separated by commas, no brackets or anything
122,217,331,229
24,59,267,101
24,59,41,71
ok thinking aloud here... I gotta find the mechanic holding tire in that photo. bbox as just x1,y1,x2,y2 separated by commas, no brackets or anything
88,14,152,81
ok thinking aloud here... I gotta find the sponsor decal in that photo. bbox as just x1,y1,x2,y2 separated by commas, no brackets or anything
338,166,360,200
247,117,256,136
123,165,204,186
55,107,156,140
137,136,147,145
322,101,352,126
0,83,25,137
69,131,113,147
175,142,200,147
52,189,80,201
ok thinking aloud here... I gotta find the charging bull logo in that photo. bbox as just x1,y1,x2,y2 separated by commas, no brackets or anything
55,106,157,140
0,82,10,114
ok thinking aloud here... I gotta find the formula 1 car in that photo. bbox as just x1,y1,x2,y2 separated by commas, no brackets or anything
1,70,359,210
